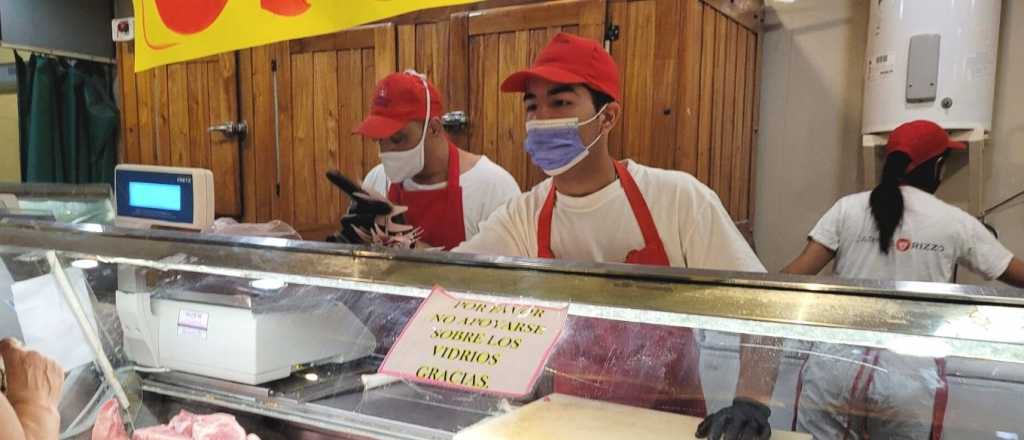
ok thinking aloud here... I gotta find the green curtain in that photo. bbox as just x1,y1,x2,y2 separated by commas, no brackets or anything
16,52,119,184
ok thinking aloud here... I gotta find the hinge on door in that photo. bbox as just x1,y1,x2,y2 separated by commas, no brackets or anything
605,24,621,43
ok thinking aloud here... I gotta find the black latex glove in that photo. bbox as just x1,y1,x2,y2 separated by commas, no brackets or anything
325,170,422,246
325,170,399,244
696,398,772,440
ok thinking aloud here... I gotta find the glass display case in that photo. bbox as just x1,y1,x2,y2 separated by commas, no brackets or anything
1,219,1023,440
0,183,114,224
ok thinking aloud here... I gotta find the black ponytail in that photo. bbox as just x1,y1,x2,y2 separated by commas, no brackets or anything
870,152,912,254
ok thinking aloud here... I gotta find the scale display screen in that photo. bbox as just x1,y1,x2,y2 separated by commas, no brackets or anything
116,170,195,223
128,182,182,211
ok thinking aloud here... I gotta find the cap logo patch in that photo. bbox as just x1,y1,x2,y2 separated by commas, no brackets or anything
374,87,390,108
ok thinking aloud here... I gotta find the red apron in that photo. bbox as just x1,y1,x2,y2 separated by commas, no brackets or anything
791,350,949,440
388,143,466,250
538,161,707,416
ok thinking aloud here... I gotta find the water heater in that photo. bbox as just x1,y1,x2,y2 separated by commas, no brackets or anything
862,0,1002,134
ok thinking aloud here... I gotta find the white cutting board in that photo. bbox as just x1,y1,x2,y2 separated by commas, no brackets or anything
455,394,810,440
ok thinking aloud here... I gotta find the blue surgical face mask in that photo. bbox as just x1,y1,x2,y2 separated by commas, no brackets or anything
524,105,608,176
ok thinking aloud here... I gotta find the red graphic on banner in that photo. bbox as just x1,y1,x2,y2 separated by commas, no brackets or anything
140,0,314,51
154,0,230,34
262,0,312,16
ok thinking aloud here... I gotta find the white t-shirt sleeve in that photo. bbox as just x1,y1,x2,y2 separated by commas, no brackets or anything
361,165,389,196
452,199,531,258
469,159,522,233
808,198,844,251
957,215,1014,280
481,171,521,219
680,189,765,273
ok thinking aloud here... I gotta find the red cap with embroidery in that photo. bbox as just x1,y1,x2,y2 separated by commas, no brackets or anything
355,71,443,139
500,33,621,102
886,120,966,172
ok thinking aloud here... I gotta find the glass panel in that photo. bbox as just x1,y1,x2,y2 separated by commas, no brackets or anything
1,231,1022,439
0,183,114,224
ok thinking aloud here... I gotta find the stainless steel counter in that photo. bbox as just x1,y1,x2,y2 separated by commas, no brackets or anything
3,219,1024,439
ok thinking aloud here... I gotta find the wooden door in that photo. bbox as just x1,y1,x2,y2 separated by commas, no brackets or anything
695,2,759,236
607,0,760,238
117,44,243,218
447,0,606,190
239,24,397,240
395,12,463,147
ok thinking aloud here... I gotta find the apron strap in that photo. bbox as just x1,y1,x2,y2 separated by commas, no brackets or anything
613,161,665,250
537,161,667,260
792,354,811,431
387,144,461,206
857,350,882,439
930,358,949,440
444,143,463,246
537,185,557,259
446,143,461,190
387,183,401,205
843,348,878,440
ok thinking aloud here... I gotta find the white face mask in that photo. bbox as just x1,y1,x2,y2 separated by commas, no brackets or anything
380,70,431,183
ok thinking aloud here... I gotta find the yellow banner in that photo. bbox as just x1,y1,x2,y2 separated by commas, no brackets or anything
132,0,481,72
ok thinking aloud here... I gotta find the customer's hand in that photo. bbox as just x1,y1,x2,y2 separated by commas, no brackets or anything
0,338,63,410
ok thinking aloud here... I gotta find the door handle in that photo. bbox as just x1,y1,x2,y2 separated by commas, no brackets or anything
208,121,248,140
441,111,468,132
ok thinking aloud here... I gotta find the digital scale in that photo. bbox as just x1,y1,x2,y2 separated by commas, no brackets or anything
116,273,376,385
112,164,376,385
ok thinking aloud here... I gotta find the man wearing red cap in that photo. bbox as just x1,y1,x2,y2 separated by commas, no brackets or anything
454,33,776,439
352,70,520,250
782,120,1024,439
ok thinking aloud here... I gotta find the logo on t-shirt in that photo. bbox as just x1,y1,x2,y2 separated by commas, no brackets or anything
894,237,945,253
859,235,945,253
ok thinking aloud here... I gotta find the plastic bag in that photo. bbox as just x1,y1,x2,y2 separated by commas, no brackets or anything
202,218,302,240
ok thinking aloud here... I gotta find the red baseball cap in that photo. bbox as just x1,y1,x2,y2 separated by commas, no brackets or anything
355,72,443,139
886,120,966,172
500,33,621,102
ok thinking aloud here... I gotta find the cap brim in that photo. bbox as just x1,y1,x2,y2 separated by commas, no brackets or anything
354,115,405,139
948,140,967,150
500,65,588,94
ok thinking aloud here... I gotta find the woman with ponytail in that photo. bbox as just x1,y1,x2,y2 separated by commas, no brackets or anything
779,120,1024,440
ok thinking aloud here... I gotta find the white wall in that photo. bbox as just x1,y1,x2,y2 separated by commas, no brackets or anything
754,0,1024,288
0,49,20,182
753,0,868,272
946,0,1024,285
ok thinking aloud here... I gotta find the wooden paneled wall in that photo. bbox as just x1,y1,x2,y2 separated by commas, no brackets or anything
234,25,396,239
609,0,759,233
461,0,605,190
117,44,242,218
117,0,762,239
393,0,603,190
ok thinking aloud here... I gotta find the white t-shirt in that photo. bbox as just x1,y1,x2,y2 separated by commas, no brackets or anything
809,186,1013,283
363,156,521,241
453,160,765,272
